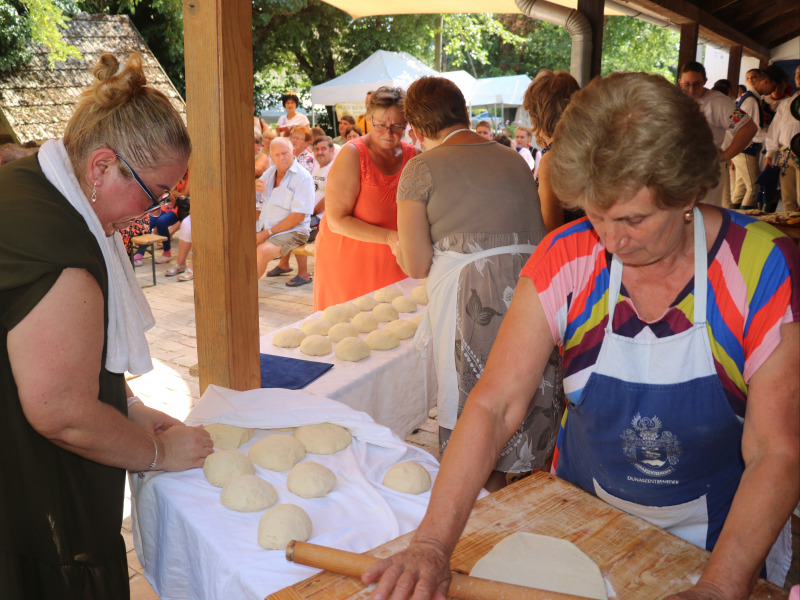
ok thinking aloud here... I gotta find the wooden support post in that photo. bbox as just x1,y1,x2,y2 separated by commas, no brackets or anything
182,0,261,394
678,22,699,73
577,0,605,81
727,45,743,95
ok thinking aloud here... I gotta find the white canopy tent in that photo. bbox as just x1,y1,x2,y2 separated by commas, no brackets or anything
310,50,438,105
473,73,533,106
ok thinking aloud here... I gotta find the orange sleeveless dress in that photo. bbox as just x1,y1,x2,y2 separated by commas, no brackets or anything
313,138,416,311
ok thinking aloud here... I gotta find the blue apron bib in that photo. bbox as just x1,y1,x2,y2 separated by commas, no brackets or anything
556,208,743,552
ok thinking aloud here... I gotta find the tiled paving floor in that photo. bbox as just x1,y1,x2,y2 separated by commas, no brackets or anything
124,244,438,599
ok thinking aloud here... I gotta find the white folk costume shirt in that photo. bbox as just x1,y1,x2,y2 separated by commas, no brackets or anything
765,92,800,161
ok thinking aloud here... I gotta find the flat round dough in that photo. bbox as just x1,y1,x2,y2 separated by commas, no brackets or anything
385,319,417,340
353,295,378,311
204,423,254,450
287,461,337,498
338,302,361,318
374,286,403,303
410,285,428,305
382,462,431,494
351,312,378,333
328,322,359,343
366,328,399,350
391,295,417,313
220,474,277,512
321,305,347,325
257,504,313,550
301,318,331,336
203,450,255,487
249,434,306,471
335,336,371,362
294,423,352,454
470,532,607,600
273,328,306,348
300,334,332,356
372,303,399,322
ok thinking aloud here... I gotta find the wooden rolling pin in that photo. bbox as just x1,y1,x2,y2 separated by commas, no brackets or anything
286,540,594,600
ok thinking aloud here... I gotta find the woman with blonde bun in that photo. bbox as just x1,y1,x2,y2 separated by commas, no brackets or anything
0,53,213,598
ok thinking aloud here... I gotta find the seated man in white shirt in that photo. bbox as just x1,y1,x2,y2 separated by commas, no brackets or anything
256,137,315,285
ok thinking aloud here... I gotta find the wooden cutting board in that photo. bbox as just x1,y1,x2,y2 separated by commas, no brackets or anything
266,471,788,600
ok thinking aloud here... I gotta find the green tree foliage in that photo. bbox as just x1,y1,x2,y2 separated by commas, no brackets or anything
0,0,81,72
601,16,679,82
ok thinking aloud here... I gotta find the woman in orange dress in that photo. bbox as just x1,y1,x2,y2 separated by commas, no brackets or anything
313,86,418,311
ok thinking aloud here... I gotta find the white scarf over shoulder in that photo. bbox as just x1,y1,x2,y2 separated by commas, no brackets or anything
38,138,155,375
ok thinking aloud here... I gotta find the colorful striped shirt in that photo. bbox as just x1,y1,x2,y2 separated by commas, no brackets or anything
521,209,799,418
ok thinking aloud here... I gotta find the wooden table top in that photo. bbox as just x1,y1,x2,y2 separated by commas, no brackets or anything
267,472,788,600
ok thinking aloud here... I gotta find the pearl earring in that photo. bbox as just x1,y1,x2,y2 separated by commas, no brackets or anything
91,182,97,203
683,209,693,223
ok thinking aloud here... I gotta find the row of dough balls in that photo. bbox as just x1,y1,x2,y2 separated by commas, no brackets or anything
275,315,423,361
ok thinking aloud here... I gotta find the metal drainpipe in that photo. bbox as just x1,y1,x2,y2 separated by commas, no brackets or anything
515,0,593,87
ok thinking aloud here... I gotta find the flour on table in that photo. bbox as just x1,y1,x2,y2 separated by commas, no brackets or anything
221,474,277,512
469,532,607,600
257,504,313,550
249,434,306,471
294,423,352,454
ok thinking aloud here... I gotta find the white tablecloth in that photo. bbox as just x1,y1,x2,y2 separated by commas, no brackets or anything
260,278,437,439
131,385,441,600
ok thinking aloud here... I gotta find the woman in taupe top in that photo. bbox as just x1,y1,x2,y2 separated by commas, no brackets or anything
395,76,563,491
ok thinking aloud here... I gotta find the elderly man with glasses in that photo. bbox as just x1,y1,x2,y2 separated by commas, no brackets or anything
678,62,757,207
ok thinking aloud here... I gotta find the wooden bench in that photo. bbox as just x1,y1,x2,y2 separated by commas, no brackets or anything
290,243,315,257
130,233,169,286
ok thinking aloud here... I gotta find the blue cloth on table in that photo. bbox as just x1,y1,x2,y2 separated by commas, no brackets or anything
259,353,333,389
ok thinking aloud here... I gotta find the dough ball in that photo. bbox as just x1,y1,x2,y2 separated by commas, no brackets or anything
410,313,424,326
203,450,255,487
385,319,417,340
338,302,361,318
301,318,332,336
372,303,399,322
204,423,254,450
273,328,306,348
321,305,347,325
382,461,431,494
328,322,359,343
220,474,277,512
366,328,400,351
300,334,332,356
351,312,378,333
249,434,306,471
257,504,313,550
410,285,428,305
294,423,352,454
352,295,378,311
287,461,337,498
375,286,403,303
391,295,417,313
335,336,371,362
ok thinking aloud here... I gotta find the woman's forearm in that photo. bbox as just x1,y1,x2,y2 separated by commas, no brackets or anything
328,213,396,246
